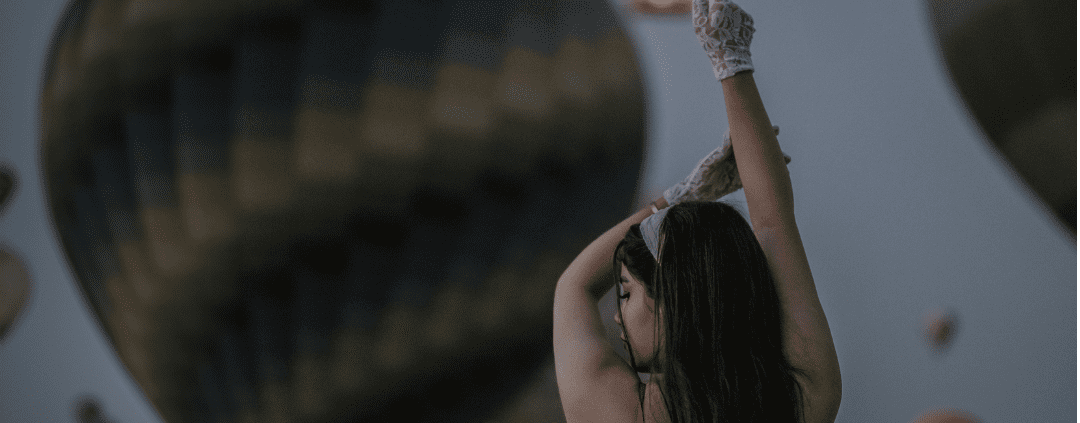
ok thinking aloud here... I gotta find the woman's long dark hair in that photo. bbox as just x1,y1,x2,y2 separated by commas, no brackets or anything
614,201,806,422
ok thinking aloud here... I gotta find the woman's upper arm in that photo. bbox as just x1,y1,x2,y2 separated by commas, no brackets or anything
754,223,842,421
552,281,641,423
720,70,841,420
552,206,656,422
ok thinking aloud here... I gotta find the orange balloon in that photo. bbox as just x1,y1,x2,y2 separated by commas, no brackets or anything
913,408,981,423
630,0,692,15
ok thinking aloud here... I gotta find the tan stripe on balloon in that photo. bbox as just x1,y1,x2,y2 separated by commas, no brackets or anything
105,274,148,335
473,266,521,334
374,303,419,375
230,123,295,212
48,25,84,105
595,29,638,92
178,172,237,246
331,328,371,394
140,206,196,279
554,36,598,107
496,46,553,121
424,281,468,350
79,0,122,63
116,240,164,306
258,380,291,423
359,83,430,161
292,107,362,183
235,408,260,423
292,353,329,419
124,0,173,25
430,63,495,138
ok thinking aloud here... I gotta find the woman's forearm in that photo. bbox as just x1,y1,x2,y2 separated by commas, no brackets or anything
722,72,795,228
557,198,664,300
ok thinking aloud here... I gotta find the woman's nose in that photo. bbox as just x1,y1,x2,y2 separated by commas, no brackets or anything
613,310,621,325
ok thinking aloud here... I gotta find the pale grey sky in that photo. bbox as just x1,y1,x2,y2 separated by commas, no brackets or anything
0,1,1074,422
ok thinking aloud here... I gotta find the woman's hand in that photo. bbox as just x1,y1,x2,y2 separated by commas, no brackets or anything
692,0,756,81
662,125,787,207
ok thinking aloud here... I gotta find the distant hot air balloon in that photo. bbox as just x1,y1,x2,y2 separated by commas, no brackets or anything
74,395,114,423
0,164,14,217
925,0,1075,236
914,408,981,423
924,309,959,353
0,247,32,343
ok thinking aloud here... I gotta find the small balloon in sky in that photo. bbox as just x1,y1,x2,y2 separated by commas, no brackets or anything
913,408,981,423
0,247,31,343
924,309,959,353
74,395,114,423
0,165,14,216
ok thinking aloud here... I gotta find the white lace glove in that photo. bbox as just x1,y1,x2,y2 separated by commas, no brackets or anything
662,125,790,205
692,0,755,81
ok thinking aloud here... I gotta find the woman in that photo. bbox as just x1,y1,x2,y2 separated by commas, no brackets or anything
552,1,842,422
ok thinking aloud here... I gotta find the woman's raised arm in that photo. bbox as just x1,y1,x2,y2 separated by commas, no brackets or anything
722,73,793,228
694,0,842,421
725,70,841,423
552,200,661,423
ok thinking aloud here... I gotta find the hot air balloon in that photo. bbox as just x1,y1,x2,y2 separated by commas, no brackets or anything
40,0,647,421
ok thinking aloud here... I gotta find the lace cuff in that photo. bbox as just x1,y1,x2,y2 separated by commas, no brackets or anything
693,0,756,80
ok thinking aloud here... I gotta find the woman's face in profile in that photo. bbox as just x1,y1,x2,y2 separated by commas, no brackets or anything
615,264,661,370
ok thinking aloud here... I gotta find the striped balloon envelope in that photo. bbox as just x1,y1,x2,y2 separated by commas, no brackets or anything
39,0,647,422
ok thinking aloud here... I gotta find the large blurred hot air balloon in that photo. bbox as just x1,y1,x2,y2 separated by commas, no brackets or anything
40,0,647,421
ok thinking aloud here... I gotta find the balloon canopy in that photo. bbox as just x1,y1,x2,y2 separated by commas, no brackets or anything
40,0,647,421
925,0,1075,235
